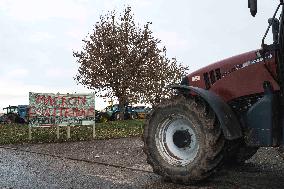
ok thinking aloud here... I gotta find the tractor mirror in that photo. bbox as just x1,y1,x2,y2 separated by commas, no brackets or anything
248,0,257,17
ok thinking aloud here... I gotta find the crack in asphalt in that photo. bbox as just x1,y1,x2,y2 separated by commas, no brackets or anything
0,145,153,174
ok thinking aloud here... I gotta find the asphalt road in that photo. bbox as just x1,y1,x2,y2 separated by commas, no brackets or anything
0,137,283,189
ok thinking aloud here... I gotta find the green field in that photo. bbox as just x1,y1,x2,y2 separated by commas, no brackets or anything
0,120,144,145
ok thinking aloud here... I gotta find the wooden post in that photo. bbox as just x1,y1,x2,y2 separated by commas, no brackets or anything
93,122,96,139
56,125,60,139
28,126,32,140
67,126,71,139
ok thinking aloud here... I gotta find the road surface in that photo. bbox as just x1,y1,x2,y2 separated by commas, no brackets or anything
0,137,283,189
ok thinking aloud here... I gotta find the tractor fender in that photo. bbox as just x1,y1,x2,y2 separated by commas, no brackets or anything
169,84,242,140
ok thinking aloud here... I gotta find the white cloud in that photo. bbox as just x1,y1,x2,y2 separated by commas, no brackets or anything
134,0,153,7
66,30,84,39
156,31,189,50
5,68,29,78
0,0,88,22
44,67,74,78
31,51,52,66
29,32,55,43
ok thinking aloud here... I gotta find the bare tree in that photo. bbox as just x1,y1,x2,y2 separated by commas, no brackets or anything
74,6,188,118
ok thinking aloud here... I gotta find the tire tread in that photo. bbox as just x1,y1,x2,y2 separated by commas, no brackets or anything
143,96,226,184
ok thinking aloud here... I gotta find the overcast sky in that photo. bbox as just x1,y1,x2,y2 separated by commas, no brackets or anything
0,0,279,111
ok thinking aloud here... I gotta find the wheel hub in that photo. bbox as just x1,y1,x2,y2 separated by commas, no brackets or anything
155,115,199,166
173,130,192,148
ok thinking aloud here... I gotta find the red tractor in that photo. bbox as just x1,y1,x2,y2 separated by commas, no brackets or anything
143,0,284,184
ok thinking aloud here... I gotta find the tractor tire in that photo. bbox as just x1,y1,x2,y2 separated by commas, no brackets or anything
7,113,17,124
15,116,25,124
143,96,225,184
131,112,138,120
99,113,109,123
100,116,108,123
115,112,121,120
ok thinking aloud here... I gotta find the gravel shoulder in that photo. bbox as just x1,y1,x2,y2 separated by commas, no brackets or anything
1,137,284,189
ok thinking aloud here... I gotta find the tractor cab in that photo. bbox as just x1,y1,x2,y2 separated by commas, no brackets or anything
251,0,284,145
3,105,18,114
249,0,284,92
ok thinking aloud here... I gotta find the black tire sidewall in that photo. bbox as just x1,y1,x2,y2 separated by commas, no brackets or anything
145,99,222,180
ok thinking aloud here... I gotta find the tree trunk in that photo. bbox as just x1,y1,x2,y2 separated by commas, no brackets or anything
118,98,126,120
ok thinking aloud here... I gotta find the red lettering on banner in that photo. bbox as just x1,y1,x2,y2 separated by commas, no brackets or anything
44,108,51,117
87,108,95,116
66,108,73,117
59,107,65,116
64,108,69,117
76,109,86,117
61,96,67,107
78,96,87,105
36,95,45,104
68,97,77,106
56,96,63,106
53,108,57,117
34,107,42,115
54,96,61,106
29,106,36,117
45,96,55,106
30,93,96,126
75,108,80,116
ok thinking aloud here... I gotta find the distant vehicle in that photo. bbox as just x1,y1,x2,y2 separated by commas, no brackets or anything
95,110,105,123
0,105,29,124
132,106,151,119
17,105,30,122
101,104,138,121
0,114,5,124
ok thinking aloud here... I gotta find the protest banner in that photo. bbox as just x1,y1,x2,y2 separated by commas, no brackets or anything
28,92,96,139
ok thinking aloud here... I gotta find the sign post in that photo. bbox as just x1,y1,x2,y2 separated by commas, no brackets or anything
56,125,60,139
93,122,96,139
28,126,32,140
67,126,71,139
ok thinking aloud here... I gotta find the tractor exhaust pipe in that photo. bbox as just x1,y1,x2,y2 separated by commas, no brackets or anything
248,0,257,17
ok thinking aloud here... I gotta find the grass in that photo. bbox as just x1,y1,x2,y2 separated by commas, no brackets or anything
0,119,144,145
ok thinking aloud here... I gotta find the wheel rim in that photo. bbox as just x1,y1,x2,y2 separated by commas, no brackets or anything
131,113,137,119
116,113,120,120
155,115,199,166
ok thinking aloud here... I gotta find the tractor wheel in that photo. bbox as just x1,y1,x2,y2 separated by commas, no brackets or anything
115,112,121,120
6,118,12,124
15,116,25,124
100,113,109,123
131,112,138,120
7,113,17,124
100,116,108,123
143,96,225,184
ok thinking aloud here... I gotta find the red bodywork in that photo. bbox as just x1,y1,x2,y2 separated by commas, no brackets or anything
186,50,280,102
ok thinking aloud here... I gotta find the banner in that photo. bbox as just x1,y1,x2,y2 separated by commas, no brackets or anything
29,92,95,127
